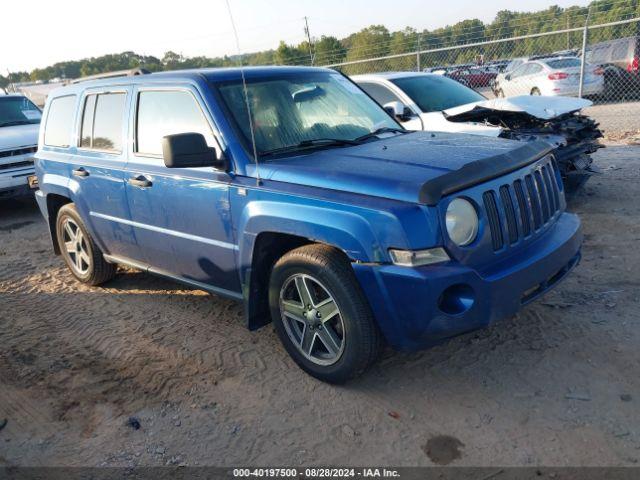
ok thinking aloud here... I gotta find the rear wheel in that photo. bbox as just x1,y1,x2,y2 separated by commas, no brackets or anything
530,87,541,96
269,244,382,383
56,204,116,286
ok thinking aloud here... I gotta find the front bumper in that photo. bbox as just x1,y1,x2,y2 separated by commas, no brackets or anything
352,212,582,351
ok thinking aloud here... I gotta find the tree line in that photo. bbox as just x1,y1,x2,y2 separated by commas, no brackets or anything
2,0,639,87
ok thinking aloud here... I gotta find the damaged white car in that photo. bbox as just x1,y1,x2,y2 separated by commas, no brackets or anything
352,72,603,191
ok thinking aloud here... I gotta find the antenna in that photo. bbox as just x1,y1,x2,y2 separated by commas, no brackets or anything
303,16,315,65
225,0,262,186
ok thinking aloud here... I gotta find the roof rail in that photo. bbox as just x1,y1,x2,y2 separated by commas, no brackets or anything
70,68,150,84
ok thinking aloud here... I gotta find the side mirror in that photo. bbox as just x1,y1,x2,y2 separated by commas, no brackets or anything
383,101,414,122
162,132,227,170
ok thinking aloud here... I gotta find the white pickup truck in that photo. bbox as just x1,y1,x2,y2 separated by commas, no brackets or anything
0,94,41,198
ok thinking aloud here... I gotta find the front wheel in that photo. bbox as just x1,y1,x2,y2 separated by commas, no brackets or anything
56,203,116,286
269,244,382,383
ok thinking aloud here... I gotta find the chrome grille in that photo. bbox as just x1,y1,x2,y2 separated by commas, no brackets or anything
483,156,563,251
0,146,37,159
0,160,33,171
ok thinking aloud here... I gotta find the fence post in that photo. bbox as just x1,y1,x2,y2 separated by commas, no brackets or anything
578,7,591,98
416,33,421,71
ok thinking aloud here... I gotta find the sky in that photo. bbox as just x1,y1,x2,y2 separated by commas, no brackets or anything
2,0,591,73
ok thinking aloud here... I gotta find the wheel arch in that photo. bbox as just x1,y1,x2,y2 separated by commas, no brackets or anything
238,203,385,331
46,193,73,255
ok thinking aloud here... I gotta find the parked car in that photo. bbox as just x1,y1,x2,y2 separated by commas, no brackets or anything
585,36,640,100
446,66,498,88
0,94,41,198
586,35,639,73
493,57,604,97
35,67,582,382
352,72,602,191
502,53,580,74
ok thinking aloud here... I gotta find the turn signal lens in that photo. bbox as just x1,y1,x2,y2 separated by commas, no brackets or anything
389,248,450,267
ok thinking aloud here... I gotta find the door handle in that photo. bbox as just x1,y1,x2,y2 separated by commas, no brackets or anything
128,175,153,188
72,167,89,177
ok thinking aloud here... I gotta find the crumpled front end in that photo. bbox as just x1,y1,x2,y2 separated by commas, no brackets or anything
444,98,603,193
497,113,603,193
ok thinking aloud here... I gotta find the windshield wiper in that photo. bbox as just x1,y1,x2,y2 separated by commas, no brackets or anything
259,138,360,158
354,127,407,143
0,120,35,128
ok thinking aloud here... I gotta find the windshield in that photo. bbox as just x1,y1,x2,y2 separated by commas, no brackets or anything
216,72,399,157
546,58,582,69
390,75,485,113
0,96,42,127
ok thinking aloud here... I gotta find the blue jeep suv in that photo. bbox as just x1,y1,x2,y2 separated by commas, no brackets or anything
35,67,583,382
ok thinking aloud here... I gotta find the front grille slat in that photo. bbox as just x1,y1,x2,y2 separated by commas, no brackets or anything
483,191,504,251
0,160,34,171
513,179,531,237
499,185,518,244
482,155,564,252
0,146,37,159
525,175,542,230
534,170,550,223
543,164,560,214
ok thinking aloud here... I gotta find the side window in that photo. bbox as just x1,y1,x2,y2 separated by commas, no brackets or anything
44,95,76,147
510,65,528,79
136,90,216,157
358,82,403,106
79,92,126,152
529,64,543,75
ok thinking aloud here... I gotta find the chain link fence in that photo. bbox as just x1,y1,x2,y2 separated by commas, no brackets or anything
320,17,640,105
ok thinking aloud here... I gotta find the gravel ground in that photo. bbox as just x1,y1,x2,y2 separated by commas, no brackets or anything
0,146,639,468
584,102,640,143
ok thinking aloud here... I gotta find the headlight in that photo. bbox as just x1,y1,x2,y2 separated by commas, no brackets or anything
389,247,449,267
446,198,478,246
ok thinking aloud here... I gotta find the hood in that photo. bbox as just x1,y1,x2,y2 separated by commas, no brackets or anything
0,123,40,151
421,111,502,137
257,131,547,205
443,95,592,122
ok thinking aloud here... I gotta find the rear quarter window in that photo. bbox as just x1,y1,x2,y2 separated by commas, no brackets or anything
44,95,77,147
611,41,630,61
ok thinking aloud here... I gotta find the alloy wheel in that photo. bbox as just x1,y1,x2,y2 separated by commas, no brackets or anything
61,217,91,275
279,273,346,366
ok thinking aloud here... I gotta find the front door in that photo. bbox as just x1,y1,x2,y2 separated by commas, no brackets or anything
124,86,240,294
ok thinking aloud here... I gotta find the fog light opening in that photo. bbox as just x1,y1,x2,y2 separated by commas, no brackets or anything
438,284,475,316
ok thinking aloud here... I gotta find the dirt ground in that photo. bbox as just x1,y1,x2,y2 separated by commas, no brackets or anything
0,146,639,468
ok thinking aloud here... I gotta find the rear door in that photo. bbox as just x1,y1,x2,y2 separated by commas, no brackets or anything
65,88,140,261
124,85,240,294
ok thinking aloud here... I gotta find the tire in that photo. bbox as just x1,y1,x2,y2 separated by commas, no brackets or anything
269,244,382,383
531,87,541,96
56,203,116,286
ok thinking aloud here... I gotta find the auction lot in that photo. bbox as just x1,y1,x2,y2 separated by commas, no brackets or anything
0,145,639,467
